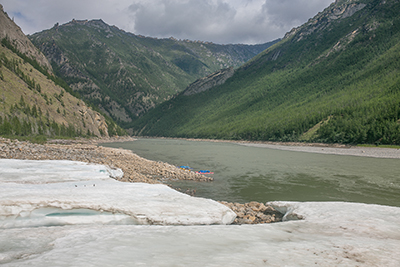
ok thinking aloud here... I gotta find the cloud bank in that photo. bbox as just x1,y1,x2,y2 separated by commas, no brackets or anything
2,0,333,44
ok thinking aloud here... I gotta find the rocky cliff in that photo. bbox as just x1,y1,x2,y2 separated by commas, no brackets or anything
284,0,367,42
183,67,235,96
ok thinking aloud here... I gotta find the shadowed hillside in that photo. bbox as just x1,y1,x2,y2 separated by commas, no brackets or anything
131,0,400,145
30,20,278,128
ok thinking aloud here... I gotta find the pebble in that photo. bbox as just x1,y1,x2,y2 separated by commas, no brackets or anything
0,137,212,184
218,201,284,224
0,137,285,224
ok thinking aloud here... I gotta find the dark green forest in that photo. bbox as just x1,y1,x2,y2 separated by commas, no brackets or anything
30,20,276,126
131,0,400,145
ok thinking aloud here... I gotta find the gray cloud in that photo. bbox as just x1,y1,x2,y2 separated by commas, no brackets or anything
2,0,333,44
128,0,238,42
262,0,332,28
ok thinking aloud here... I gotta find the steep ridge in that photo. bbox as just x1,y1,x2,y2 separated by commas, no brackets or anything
182,67,235,96
132,0,400,145
0,5,51,72
0,6,119,138
29,20,278,126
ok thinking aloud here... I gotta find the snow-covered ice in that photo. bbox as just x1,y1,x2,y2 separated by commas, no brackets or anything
0,159,123,183
0,180,236,227
0,159,236,227
1,159,400,266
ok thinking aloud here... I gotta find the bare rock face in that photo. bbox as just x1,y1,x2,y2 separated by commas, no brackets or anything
284,0,367,41
183,67,235,96
0,4,52,71
79,105,109,137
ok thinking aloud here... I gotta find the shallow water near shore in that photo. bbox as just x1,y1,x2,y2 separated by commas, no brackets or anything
102,138,400,206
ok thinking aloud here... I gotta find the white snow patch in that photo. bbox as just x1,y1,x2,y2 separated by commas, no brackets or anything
0,159,123,183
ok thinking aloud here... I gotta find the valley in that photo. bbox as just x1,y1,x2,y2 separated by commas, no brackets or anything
1,0,399,145
1,1,400,265
29,20,277,127
131,0,400,145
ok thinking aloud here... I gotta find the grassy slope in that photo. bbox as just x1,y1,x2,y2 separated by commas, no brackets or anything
132,0,400,145
0,43,118,137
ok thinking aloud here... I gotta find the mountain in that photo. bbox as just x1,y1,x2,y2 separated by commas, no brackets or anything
29,20,278,127
0,5,122,138
0,6,51,72
131,0,400,145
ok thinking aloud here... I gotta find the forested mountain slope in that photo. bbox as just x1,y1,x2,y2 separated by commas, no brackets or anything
30,20,278,127
0,5,123,138
132,0,400,145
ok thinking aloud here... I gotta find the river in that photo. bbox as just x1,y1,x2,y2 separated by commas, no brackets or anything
102,138,400,206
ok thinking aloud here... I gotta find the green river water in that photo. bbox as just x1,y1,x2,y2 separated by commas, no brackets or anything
102,138,400,206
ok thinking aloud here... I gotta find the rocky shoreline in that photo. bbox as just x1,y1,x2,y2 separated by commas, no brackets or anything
0,137,284,224
3,136,398,224
0,137,213,183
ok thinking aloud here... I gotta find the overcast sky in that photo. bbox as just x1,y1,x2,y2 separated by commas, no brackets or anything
2,0,334,44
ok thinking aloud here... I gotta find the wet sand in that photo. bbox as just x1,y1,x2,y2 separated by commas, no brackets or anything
236,142,400,159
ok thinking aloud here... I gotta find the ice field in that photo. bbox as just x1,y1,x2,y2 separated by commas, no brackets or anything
1,159,400,266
